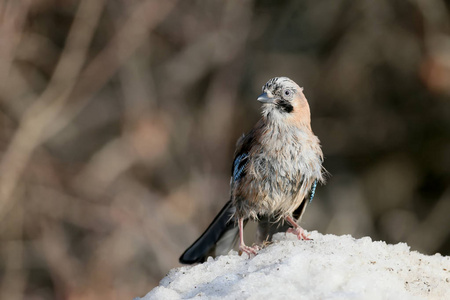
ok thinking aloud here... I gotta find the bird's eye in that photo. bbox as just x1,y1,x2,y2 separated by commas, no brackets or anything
284,90,291,96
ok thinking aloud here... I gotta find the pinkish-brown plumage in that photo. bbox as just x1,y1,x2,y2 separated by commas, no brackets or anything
179,77,326,263
232,77,323,219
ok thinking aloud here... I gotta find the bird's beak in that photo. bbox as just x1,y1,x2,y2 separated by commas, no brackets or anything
257,92,275,103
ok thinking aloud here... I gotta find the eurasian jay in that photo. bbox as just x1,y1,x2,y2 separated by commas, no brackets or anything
180,77,325,264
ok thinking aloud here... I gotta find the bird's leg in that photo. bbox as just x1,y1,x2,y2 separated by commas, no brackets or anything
238,217,259,257
285,215,310,240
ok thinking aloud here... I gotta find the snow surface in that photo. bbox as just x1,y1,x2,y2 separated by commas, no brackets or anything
140,231,450,300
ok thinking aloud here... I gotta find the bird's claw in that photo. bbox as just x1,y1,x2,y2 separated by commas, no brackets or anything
287,227,311,240
239,244,260,257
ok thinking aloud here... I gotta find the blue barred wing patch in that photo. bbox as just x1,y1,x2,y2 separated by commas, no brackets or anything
232,153,249,183
309,180,318,203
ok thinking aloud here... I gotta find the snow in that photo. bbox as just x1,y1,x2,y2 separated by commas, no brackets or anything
139,231,450,300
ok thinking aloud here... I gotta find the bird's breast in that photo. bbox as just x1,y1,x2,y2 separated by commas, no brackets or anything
233,124,323,219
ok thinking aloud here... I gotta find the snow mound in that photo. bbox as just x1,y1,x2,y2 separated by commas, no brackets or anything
140,231,450,300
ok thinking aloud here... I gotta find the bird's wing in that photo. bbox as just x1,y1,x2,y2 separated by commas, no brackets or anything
231,128,258,183
309,179,318,203
232,152,249,183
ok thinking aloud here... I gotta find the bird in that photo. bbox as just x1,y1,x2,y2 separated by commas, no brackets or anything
179,77,325,264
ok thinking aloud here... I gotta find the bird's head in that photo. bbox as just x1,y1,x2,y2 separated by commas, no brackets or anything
258,77,311,126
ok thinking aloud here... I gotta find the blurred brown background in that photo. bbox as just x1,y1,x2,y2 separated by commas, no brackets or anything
0,0,449,299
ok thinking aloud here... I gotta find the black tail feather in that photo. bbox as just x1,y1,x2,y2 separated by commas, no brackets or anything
179,200,237,264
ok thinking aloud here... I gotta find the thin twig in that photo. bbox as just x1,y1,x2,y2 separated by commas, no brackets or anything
0,0,105,220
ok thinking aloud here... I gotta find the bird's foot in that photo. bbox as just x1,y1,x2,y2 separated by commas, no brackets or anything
286,227,310,240
239,244,260,257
